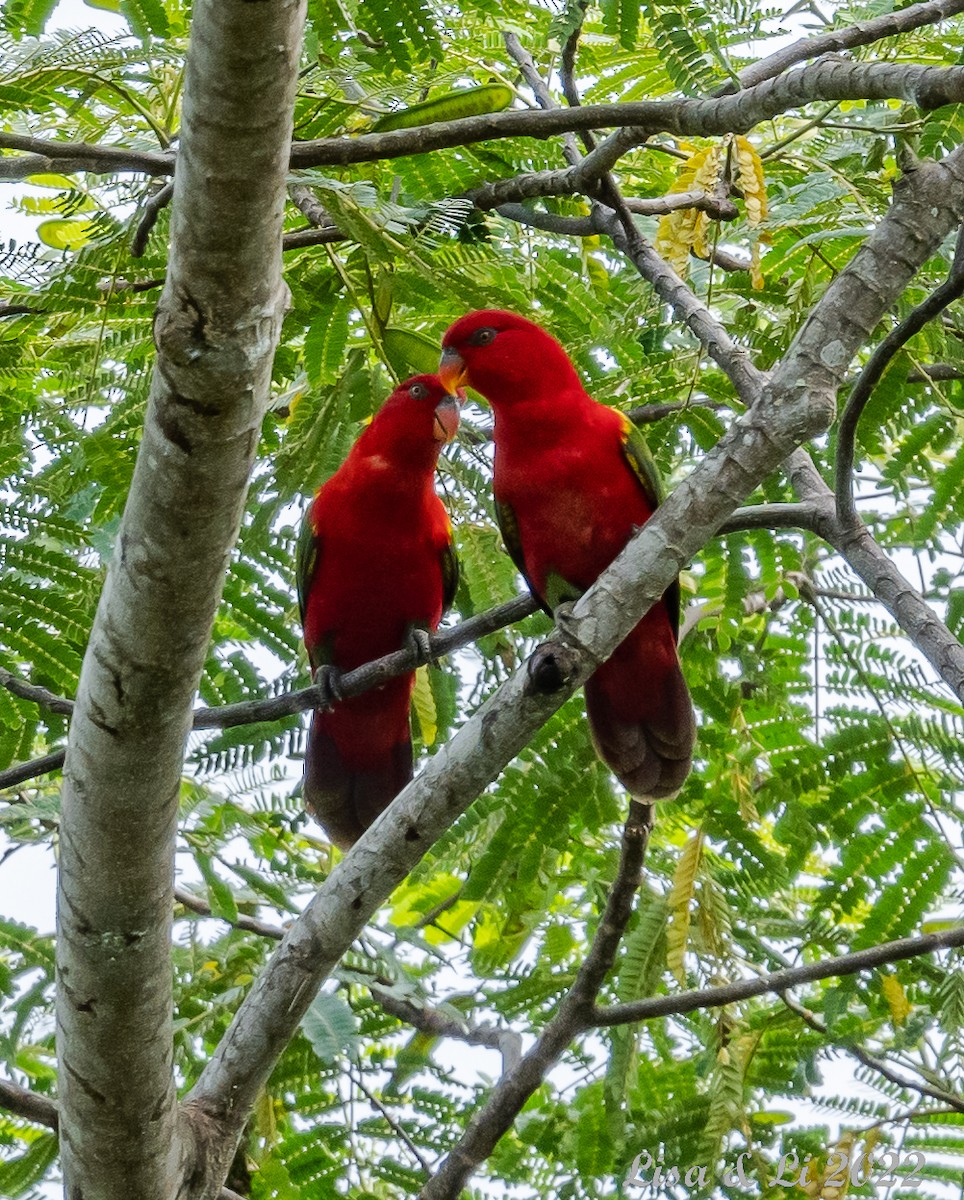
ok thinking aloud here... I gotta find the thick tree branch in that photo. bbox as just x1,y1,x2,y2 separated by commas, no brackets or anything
594,925,964,1025
420,803,653,1199
784,447,964,701
0,135,173,179
54,4,306,1199
728,0,964,92
4,63,963,183
290,63,964,169
835,223,964,527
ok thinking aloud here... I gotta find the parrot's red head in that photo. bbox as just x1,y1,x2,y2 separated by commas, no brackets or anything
362,374,461,465
439,309,581,406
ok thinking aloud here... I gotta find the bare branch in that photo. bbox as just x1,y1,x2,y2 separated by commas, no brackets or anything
420,803,653,1200
835,224,964,528
503,32,583,167
593,206,766,406
0,593,539,792
475,169,739,212
289,63,964,170
784,447,964,701
9,62,958,183
907,362,964,382
729,0,964,92
131,180,175,258
0,666,74,716
349,1065,432,1174
594,923,964,1026
0,748,65,792
371,986,523,1074
0,1077,59,1130
174,887,286,941
0,134,173,179
719,501,829,535
0,301,42,318
781,991,964,1114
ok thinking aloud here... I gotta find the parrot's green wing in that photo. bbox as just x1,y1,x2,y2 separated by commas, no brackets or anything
296,502,321,642
618,412,664,508
618,412,681,643
441,536,459,613
494,496,582,615
494,495,550,615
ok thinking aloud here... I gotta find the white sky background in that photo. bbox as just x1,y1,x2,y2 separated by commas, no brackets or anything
1,1,962,1191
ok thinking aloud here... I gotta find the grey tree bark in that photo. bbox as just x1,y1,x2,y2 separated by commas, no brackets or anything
54,4,306,1198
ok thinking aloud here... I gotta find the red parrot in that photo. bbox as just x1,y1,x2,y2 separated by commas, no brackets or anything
297,374,460,848
439,310,694,799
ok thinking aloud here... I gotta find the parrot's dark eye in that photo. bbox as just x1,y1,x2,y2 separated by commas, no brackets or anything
469,327,497,347
409,382,428,400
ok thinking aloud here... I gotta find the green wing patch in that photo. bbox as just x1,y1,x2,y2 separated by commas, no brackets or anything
441,537,459,613
494,495,547,612
296,503,320,632
619,413,664,509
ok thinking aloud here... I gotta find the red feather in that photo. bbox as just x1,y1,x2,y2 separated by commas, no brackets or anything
441,310,694,799
298,375,458,847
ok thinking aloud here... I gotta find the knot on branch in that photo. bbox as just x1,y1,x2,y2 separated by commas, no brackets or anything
524,640,582,696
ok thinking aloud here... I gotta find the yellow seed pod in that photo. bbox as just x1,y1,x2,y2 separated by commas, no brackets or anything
656,143,723,278
734,135,768,227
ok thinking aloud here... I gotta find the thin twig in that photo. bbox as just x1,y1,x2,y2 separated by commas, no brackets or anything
835,224,964,528
0,592,540,791
131,180,174,257
593,923,964,1026
780,990,964,1114
174,887,287,940
371,985,523,1074
349,1065,431,1174
504,32,583,168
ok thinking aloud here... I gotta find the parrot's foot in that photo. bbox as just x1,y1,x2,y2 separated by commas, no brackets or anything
552,600,601,668
406,626,435,667
312,664,345,710
552,600,578,636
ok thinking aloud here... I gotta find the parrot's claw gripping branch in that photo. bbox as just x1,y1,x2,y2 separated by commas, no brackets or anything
311,664,345,711
550,600,606,672
406,626,435,668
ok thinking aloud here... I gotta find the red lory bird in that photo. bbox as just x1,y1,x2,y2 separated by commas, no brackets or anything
439,310,695,799
297,374,460,848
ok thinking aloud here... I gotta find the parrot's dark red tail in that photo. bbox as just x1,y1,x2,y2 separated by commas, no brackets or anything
584,619,695,800
303,700,414,849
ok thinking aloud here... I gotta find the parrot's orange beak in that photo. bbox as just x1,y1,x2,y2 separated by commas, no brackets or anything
438,345,469,393
433,393,461,443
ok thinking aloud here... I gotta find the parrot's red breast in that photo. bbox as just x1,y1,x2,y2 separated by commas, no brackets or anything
297,375,459,848
440,310,694,799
